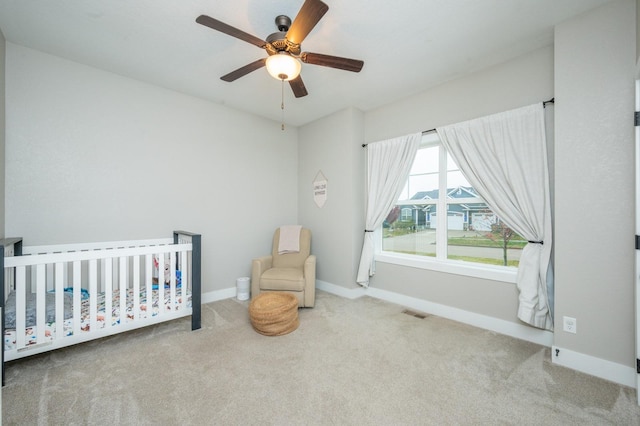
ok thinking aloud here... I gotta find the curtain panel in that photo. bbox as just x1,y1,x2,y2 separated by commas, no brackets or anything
356,133,421,287
437,104,553,330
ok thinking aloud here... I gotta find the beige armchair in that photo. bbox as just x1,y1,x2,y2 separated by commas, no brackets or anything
251,227,316,307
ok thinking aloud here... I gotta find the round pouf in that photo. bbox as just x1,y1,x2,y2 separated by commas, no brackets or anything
249,292,299,336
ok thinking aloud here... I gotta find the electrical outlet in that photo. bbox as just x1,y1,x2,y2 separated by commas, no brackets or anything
563,316,577,334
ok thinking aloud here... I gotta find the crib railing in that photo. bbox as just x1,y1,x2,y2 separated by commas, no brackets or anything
1,231,201,384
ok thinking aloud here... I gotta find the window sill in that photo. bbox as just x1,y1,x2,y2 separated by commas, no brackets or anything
375,252,518,284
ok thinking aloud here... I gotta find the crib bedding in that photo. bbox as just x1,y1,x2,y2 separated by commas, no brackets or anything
4,291,74,329
4,286,191,351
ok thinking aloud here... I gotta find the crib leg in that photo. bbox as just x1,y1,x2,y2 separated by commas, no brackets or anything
174,231,202,331
1,244,4,386
191,234,201,331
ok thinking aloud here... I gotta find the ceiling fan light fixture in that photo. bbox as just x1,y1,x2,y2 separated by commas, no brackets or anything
266,52,301,81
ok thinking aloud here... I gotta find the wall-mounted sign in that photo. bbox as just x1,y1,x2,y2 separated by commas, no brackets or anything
313,171,327,208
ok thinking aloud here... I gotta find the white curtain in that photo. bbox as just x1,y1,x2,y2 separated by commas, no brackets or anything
437,104,553,330
356,133,421,287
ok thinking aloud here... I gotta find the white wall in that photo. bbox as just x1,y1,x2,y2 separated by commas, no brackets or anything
4,43,299,295
298,107,364,288
637,0,640,69
364,46,554,142
0,28,5,238
554,0,635,368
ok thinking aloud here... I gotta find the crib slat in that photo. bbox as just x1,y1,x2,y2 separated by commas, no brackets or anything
119,256,127,325
133,255,140,321
73,261,82,335
36,264,46,343
157,254,165,316
89,259,98,332
15,266,26,349
46,263,54,292
169,251,176,313
104,258,113,328
145,254,152,319
182,250,189,310
55,262,64,340
29,266,36,297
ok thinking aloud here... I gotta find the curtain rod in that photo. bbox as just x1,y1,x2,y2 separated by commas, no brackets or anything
362,98,555,148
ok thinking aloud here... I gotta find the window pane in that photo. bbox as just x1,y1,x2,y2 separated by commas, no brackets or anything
447,170,470,189
446,204,524,267
382,223,437,257
397,146,439,200
383,145,438,256
411,146,439,175
445,154,523,267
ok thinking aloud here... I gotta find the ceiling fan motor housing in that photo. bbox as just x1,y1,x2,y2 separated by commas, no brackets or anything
266,29,300,56
275,15,291,32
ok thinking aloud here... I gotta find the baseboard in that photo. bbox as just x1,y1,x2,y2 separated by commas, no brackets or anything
202,287,237,304
204,282,634,388
315,280,552,346
204,281,365,304
552,346,636,388
202,281,360,304
316,280,366,299
362,286,554,348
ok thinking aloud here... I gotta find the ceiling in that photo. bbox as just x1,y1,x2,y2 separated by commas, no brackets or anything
0,0,613,127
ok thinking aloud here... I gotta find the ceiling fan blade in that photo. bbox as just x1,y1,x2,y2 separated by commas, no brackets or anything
289,76,308,98
221,58,266,82
301,52,364,72
285,0,329,45
196,15,266,49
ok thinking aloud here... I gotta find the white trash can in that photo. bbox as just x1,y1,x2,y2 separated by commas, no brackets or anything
236,277,250,301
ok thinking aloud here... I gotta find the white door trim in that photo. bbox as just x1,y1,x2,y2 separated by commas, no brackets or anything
634,78,640,404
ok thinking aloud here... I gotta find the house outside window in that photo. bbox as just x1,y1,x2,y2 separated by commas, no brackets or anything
400,207,412,222
381,133,525,271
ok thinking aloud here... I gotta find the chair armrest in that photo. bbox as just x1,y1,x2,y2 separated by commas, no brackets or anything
304,255,316,282
251,256,272,296
304,255,316,307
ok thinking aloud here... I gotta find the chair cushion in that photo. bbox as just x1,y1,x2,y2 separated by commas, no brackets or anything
260,267,305,291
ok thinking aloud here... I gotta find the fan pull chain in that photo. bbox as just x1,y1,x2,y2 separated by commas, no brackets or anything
281,77,285,131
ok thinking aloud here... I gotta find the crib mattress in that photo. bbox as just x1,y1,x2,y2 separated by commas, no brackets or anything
4,287,191,351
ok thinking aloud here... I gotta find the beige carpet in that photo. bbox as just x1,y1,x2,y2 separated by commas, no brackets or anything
3,290,640,425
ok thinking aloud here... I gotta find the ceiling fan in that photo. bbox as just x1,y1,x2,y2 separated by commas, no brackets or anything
196,0,364,98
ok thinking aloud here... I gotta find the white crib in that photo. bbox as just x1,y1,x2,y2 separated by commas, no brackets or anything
0,231,201,384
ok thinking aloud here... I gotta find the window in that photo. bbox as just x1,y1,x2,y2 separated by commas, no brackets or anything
381,133,524,274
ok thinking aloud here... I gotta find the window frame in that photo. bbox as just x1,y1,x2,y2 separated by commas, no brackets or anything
376,133,518,284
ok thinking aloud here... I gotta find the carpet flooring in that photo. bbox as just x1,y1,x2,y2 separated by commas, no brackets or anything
3,290,640,425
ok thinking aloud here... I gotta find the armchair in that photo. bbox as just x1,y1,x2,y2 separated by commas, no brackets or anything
251,227,316,307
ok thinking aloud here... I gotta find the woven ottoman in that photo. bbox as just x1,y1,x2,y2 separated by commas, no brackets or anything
249,292,299,336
